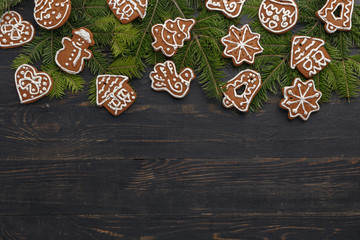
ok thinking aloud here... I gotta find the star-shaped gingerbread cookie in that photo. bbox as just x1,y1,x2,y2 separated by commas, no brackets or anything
221,24,263,66
280,78,322,121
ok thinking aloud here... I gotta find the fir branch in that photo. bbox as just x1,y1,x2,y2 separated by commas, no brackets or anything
0,0,24,15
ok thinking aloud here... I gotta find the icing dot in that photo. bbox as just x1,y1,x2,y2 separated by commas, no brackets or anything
309,83,313,87
42,87,47,91
292,109,297,113
23,93,27,97
69,58,72,61
167,35,170,39
73,49,76,52
170,24,174,28
166,48,170,51
2,39,7,43
71,53,75,57
65,63,69,66
43,82,47,86
185,73,189,77
40,90,43,94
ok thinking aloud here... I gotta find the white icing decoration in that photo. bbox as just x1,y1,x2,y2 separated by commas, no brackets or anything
108,0,148,22
258,0,298,34
14,64,52,104
55,29,94,75
0,11,35,48
221,24,263,65
96,74,136,116
151,17,196,57
74,28,93,43
280,78,322,121
33,0,71,30
149,61,195,98
206,0,246,19
316,0,354,33
222,69,262,112
290,36,331,78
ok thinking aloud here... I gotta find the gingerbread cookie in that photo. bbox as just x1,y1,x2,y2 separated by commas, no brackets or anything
107,0,148,24
290,35,331,79
258,0,299,34
280,78,322,121
34,0,71,30
55,27,95,74
96,75,136,116
0,11,35,49
15,64,53,104
221,24,263,66
205,0,246,19
222,69,262,112
151,17,196,57
316,0,354,34
149,61,195,98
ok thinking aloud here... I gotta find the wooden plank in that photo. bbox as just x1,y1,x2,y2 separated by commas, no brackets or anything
0,214,359,240
0,158,359,215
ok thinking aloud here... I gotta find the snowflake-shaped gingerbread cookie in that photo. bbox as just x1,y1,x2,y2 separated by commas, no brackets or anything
280,78,322,121
221,24,263,66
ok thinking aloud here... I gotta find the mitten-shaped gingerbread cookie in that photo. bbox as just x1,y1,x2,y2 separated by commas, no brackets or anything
0,11,35,49
150,61,195,98
55,27,95,74
152,17,196,57
34,0,71,30
107,0,148,24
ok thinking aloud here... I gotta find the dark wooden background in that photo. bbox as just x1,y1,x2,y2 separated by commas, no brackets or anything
1,1,360,239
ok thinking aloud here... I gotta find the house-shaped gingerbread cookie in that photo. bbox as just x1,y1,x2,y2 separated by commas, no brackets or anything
290,35,331,79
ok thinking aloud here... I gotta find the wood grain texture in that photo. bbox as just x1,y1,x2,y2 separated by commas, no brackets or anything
1,214,359,240
0,0,360,239
0,158,359,215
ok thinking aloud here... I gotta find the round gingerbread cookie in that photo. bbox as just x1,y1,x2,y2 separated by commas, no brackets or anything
15,64,53,104
34,0,71,30
0,11,35,49
258,0,299,34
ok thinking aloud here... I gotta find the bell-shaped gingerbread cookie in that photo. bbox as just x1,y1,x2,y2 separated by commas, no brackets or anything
316,0,354,33
222,69,262,112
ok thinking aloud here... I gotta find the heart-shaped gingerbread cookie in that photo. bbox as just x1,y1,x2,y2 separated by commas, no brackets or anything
15,64,53,104
0,11,35,49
